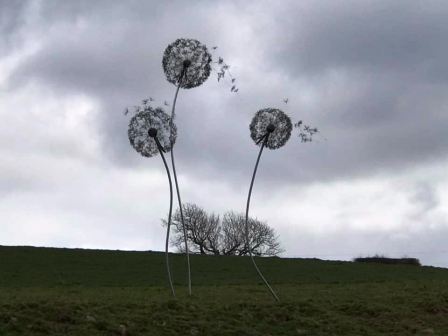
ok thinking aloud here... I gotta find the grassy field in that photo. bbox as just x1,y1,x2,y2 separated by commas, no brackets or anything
1,246,447,335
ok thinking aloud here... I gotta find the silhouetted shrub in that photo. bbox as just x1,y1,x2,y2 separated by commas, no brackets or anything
354,255,421,266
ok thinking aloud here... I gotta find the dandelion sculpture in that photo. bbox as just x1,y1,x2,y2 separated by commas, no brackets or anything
162,38,212,295
163,38,212,89
128,106,177,297
246,108,293,302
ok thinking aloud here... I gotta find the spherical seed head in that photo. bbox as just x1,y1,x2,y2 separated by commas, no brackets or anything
162,38,212,89
148,128,158,138
249,108,292,150
128,106,177,158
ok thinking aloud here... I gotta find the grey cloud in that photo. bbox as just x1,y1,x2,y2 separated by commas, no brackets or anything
411,182,439,214
5,0,448,192
8,0,244,171
407,181,440,225
0,0,29,51
253,1,448,182
275,1,448,77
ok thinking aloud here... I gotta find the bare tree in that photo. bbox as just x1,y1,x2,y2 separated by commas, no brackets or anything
221,212,245,255
163,203,221,255
222,211,283,256
163,204,283,256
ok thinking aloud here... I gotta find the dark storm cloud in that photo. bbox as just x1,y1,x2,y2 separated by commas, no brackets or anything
7,0,448,187
274,1,448,76
8,0,244,173
287,3,448,129
256,0,448,182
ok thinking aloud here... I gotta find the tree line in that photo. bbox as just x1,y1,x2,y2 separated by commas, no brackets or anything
162,203,283,256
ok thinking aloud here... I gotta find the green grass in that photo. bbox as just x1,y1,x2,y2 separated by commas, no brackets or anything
1,246,447,335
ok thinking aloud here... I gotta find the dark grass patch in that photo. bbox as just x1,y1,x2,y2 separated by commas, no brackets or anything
1,246,448,335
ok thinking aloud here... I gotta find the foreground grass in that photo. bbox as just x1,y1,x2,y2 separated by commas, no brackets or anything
1,246,447,335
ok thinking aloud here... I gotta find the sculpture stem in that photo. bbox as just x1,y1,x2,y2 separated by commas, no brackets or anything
245,135,280,302
156,139,176,298
169,69,192,296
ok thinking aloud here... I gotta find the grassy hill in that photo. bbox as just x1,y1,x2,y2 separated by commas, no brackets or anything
1,245,447,335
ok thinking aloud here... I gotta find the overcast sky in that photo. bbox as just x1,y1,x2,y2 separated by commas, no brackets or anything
1,0,448,267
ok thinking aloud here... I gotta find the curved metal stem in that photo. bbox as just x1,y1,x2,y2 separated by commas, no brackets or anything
245,135,280,302
169,70,192,296
157,141,176,298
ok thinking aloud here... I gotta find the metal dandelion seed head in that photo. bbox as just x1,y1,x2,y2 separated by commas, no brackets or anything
250,108,292,150
128,107,177,158
162,38,212,89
